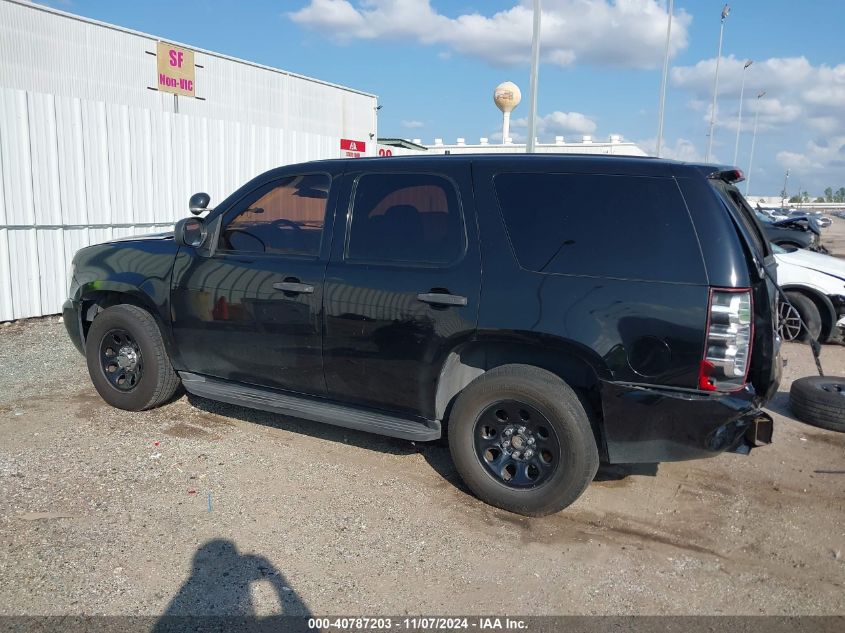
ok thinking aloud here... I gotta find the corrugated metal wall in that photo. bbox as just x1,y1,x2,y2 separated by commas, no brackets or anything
0,0,377,320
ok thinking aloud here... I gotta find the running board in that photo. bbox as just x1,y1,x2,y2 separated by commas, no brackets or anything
178,372,441,442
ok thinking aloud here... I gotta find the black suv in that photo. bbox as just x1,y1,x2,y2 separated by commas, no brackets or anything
64,155,780,516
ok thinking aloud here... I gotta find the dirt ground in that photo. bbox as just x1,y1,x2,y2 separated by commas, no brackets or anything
1,222,844,617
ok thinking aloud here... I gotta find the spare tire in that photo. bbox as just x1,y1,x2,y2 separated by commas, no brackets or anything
789,376,845,432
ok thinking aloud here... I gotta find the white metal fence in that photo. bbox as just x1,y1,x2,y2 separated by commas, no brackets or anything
0,0,377,321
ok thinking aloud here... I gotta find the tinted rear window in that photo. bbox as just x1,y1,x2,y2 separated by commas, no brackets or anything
709,181,772,259
494,173,705,283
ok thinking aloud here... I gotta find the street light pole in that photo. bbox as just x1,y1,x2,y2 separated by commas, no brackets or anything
782,169,790,209
745,90,766,196
733,59,753,165
655,0,674,157
706,4,730,163
526,0,541,153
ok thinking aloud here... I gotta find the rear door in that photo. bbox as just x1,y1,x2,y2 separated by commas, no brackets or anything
322,161,481,419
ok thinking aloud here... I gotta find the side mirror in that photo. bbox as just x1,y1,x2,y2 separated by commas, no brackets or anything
189,192,212,216
175,217,207,248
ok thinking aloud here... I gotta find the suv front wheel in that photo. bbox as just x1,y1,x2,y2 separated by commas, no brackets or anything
85,304,181,411
448,364,599,516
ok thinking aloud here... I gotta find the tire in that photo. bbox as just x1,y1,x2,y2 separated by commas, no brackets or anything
789,376,845,432
448,364,599,517
85,304,180,411
779,292,821,343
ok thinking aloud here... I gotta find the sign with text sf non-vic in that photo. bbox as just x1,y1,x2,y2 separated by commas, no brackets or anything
157,42,195,97
340,138,366,158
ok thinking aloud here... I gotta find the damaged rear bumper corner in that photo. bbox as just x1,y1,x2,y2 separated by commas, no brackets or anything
600,380,773,464
727,411,773,455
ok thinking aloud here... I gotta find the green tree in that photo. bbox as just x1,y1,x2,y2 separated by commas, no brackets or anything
815,196,826,203
824,187,834,202
788,195,802,203
837,187,845,203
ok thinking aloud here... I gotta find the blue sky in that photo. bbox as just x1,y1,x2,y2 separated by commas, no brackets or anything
42,0,845,196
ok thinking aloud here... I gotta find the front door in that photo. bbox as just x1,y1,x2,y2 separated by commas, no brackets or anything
323,164,481,419
170,171,336,396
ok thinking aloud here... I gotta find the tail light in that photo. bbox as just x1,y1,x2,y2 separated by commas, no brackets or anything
699,289,753,392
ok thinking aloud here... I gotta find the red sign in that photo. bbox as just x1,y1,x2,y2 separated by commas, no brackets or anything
340,138,366,157
340,139,366,152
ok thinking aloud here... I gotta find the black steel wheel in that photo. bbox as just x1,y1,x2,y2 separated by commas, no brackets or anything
449,364,599,517
474,400,560,489
85,304,180,411
98,328,142,391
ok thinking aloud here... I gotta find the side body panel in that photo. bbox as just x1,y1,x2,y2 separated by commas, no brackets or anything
471,158,711,389
471,158,749,463
321,160,481,419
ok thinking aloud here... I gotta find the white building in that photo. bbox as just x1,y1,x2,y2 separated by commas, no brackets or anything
424,135,647,156
377,135,647,157
0,0,378,320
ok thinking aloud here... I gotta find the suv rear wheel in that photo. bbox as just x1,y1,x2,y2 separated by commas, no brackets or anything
85,304,180,411
448,364,599,516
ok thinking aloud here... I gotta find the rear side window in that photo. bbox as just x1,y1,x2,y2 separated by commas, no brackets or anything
346,173,464,265
494,172,705,283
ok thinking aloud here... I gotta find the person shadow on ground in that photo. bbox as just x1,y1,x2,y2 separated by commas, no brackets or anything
153,538,312,632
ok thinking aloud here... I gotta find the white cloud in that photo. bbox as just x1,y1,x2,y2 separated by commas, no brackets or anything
638,137,706,162
289,0,691,69
671,55,845,134
777,137,845,174
670,55,845,192
512,110,598,136
401,119,424,129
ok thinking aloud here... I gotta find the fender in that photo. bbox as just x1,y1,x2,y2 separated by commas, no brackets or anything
780,283,837,337
68,237,179,357
433,331,611,419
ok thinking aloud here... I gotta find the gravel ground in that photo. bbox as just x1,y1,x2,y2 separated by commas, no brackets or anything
1,225,845,617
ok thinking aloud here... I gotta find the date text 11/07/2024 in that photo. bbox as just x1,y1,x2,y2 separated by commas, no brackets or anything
307,617,528,630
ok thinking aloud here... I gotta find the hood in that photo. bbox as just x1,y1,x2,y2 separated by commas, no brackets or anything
772,216,821,236
110,230,174,243
776,248,845,281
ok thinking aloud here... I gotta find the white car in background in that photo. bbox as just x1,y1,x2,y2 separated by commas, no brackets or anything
774,243,845,343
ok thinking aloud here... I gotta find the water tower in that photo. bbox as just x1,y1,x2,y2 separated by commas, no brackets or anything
494,81,521,144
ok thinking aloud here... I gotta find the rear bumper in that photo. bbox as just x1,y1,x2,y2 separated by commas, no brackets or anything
600,380,773,463
63,298,84,356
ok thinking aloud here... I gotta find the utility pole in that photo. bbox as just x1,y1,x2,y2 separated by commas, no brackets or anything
526,0,541,153
745,90,766,196
656,0,674,157
706,4,730,163
733,60,753,165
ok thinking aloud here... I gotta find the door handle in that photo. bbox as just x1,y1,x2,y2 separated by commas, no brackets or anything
273,281,315,294
416,292,467,307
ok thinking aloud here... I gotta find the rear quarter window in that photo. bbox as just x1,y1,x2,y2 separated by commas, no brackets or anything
493,172,705,283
